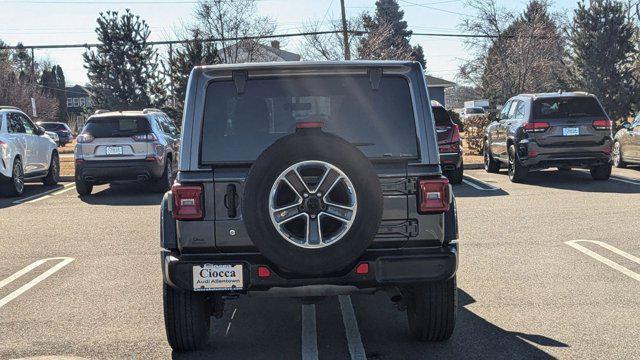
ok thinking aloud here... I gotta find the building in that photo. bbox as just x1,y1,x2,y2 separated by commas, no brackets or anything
219,40,301,63
425,75,456,107
65,85,93,130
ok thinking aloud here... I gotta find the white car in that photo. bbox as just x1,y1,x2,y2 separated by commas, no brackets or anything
0,106,60,197
45,131,60,146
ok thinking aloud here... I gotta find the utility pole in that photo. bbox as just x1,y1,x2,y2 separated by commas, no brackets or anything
340,0,350,60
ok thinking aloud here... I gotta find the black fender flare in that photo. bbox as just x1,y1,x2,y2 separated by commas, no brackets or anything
444,195,458,244
161,192,178,250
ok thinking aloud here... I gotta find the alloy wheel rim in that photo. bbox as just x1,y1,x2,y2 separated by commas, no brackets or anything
268,160,357,249
613,142,620,165
14,162,24,193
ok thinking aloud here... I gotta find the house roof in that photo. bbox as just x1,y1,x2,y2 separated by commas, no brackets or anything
425,75,456,88
219,40,301,62
65,84,93,97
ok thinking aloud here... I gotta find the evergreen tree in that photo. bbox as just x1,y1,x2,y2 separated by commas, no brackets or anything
83,10,165,110
40,64,67,121
568,0,639,121
358,0,426,67
165,29,219,114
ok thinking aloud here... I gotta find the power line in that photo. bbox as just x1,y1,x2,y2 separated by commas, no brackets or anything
0,30,530,51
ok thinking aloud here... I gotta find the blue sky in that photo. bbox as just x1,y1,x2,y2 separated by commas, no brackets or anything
0,0,580,85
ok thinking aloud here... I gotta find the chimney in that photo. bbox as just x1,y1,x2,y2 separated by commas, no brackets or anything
270,40,280,50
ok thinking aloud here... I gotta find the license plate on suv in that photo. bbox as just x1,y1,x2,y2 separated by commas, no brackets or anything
105,146,123,155
562,127,580,136
192,264,243,291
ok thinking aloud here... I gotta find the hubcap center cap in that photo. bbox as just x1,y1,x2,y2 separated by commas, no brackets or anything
304,196,323,215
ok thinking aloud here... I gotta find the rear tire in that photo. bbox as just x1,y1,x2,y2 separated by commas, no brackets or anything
42,152,60,186
0,158,25,197
405,276,457,342
508,145,528,183
590,163,612,181
612,141,626,168
152,159,173,193
75,178,93,196
483,140,500,173
446,162,464,185
163,283,211,352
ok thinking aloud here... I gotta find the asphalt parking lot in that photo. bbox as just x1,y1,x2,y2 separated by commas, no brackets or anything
1,168,639,359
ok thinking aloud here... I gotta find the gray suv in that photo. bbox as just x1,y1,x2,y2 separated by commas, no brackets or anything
484,92,613,182
160,61,459,352
74,109,179,195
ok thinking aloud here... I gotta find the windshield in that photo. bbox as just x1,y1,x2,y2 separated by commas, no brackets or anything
466,107,485,114
201,75,418,164
82,116,150,138
40,123,63,131
533,97,605,119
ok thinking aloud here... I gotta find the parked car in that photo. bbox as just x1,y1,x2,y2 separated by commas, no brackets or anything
432,101,463,184
612,114,640,168
0,106,60,196
160,61,459,352
74,109,180,195
37,122,74,146
484,92,613,182
45,131,60,147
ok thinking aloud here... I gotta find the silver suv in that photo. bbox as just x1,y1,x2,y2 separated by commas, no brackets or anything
74,109,180,195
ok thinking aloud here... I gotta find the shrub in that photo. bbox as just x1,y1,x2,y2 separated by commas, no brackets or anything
463,114,491,155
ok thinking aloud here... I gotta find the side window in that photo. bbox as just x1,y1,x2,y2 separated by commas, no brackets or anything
499,101,512,120
7,113,26,134
19,114,36,135
514,101,526,119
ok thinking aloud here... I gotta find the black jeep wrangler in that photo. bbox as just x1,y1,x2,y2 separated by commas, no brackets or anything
160,61,459,351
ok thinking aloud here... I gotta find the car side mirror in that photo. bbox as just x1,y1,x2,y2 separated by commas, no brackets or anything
37,126,46,135
622,121,631,129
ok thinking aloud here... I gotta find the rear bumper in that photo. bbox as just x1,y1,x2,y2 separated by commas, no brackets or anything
439,152,462,171
518,138,612,169
162,244,458,293
75,159,164,182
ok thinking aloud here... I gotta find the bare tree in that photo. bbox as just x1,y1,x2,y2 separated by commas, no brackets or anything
194,0,276,64
299,18,362,61
459,0,568,106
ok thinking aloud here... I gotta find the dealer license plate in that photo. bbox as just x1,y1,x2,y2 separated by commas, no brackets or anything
105,146,123,155
562,127,580,136
193,264,244,291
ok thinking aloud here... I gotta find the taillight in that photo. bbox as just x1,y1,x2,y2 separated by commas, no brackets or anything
76,133,94,143
523,122,550,133
172,183,204,220
418,178,450,213
592,119,612,130
132,133,158,142
451,124,460,143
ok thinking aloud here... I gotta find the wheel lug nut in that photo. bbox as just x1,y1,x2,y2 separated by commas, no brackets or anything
303,193,309,198
316,192,322,197
310,214,316,219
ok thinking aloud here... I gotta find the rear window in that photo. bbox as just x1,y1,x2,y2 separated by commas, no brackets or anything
200,75,418,164
40,123,63,131
82,116,150,138
432,106,452,126
533,97,605,119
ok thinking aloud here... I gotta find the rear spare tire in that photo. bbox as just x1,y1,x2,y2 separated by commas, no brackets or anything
243,128,383,275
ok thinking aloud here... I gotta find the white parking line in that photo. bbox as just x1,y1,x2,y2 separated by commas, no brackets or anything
566,240,640,282
338,295,367,360
301,304,319,360
0,257,74,309
12,183,75,204
462,175,500,191
610,175,640,186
